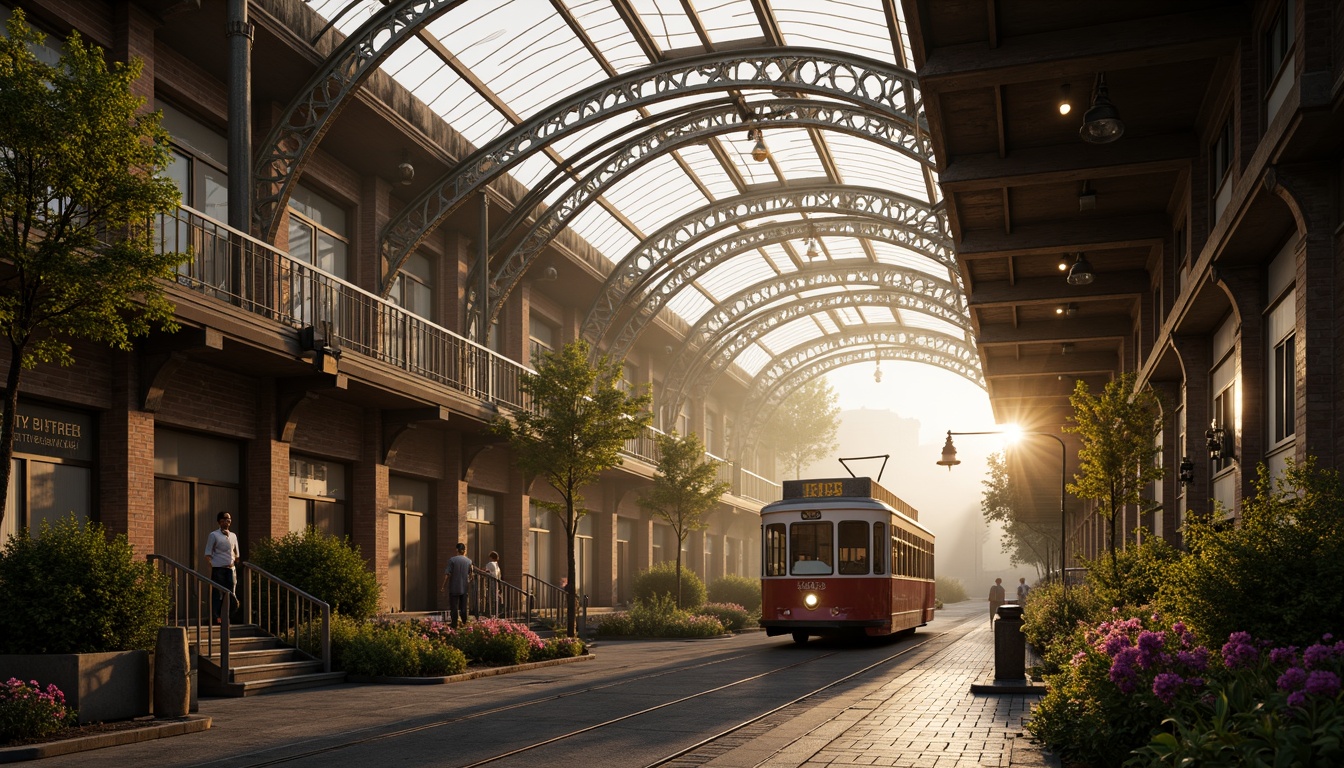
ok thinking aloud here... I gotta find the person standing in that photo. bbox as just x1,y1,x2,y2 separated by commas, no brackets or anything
204,511,239,625
442,543,473,627
988,577,1005,624
483,551,501,617
1016,577,1031,604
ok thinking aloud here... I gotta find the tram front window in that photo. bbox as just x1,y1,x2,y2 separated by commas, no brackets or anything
838,521,869,574
790,521,833,575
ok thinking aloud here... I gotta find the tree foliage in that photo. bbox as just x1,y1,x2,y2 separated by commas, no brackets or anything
763,378,840,479
640,430,731,607
492,339,651,635
981,450,1056,576
1062,372,1163,579
0,11,185,527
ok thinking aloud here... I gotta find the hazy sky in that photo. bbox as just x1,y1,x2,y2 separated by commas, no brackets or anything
810,360,1022,588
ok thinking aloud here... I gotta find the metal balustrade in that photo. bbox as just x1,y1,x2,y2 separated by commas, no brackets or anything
238,562,332,674
152,205,777,497
468,566,531,624
147,554,234,686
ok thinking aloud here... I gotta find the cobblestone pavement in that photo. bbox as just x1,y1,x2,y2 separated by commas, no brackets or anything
713,605,1061,768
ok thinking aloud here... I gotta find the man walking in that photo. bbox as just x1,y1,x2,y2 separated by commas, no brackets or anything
1016,577,1032,604
204,511,239,625
988,577,1005,624
442,543,473,627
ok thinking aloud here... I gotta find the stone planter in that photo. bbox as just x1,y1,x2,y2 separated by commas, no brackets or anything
0,651,150,724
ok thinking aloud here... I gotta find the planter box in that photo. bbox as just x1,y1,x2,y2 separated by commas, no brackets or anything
0,651,150,724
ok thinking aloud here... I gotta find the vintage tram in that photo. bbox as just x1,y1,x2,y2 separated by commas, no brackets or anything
759,476,935,644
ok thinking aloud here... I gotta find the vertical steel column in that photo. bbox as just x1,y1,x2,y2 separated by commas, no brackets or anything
226,0,252,234
478,194,490,344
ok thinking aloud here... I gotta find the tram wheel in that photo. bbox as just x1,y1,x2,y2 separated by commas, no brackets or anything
791,631,809,645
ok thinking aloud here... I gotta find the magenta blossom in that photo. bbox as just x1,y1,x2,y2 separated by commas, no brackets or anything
1304,670,1341,698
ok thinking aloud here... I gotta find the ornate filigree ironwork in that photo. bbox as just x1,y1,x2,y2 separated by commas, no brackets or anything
373,48,925,310
585,188,952,355
474,99,933,323
252,0,462,242
732,329,985,459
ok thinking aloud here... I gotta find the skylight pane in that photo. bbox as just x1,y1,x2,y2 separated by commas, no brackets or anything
759,127,825,178
569,206,640,262
695,0,764,46
676,144,740,200
761,317,827,352
632,0,701,53
561,0,652,74
774,0,895,64
697,251,777,299
665,287,715,324
732,344,771,376
896,312,967,338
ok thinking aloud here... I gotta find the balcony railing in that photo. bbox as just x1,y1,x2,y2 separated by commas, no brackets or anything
152,206,777,498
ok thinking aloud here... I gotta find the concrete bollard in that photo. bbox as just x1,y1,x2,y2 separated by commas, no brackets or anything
154,626,190,718
993,603,1026,681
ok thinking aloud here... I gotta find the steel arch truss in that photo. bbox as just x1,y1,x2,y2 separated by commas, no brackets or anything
733,328,986,459
253,0,464,242
581,185,950,351
662,267,970,418
477,100,934,325
378,48,925,303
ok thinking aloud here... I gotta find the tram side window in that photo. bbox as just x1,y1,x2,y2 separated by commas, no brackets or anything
765,523,787,576
872,522,885,575
790,521,833,575
838,521,869,574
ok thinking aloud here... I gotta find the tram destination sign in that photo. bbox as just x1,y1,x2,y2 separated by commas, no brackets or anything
782,477,876,500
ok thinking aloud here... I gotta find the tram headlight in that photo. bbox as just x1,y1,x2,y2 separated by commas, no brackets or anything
803,593,819,609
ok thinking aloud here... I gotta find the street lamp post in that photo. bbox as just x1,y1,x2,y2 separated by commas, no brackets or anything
938,429,1068,590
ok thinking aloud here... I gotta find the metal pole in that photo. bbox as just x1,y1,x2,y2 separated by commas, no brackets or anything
226,0,252,234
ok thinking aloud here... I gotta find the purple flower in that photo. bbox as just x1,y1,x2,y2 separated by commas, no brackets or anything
1172,622,1187,635
1304,670,1341,698
1270,646,1298,666
1110,647,1141,692
1152,672,1185,704
1287,690,1307,708
1303,643,1335,670
1137,630,1166,669
1222,632,1259,669
1103,632,1132,657
1177,647,1210,672
1278,666,1308,691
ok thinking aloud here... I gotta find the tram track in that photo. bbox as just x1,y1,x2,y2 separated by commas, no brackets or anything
220,611,982,768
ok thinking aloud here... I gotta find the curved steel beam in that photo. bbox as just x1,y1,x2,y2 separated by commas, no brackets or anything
662,266,969,415
379,48,925,304
252,0,463,242
731,331,985,460
585,185,951,356
477,99,934,317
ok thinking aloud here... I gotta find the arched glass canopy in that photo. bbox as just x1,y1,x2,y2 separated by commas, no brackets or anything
288,0,977,445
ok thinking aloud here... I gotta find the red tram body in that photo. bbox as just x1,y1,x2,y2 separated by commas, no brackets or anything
759,477,934,644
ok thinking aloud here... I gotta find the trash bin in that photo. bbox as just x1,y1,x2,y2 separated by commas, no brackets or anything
993,603,1026,681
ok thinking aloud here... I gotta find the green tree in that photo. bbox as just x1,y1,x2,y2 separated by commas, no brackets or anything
1062,372,1163,582
493,340,651,636
981,451,1055,577
0,11,184,528
763,378,840,479
640,431,731,607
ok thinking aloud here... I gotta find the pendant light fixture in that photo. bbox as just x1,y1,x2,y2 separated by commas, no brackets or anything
749,128,769,162
1080,73,1124,144
1066,253,1095,286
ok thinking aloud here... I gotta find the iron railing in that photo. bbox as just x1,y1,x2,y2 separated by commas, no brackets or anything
153,205,775,491
468,566,531,624
238,562,332,674
147,555,234,686
522,574,587,633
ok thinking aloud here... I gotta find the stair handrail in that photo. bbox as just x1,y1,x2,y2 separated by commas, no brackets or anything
521,574,586,633
237,562,332,673
469,566,530,624
147,554,233,686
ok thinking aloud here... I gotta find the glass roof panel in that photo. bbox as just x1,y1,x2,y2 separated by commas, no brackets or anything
757,127,826,179
695,0,765,47
774,0,895,64
814,313,840,335
897,311,967,338
630,0,701,52
665,285,716,322
858,306,897,325
569,206,640,263
600,155,708,230
733,344,772,376
675,144,740,200
697,251,778,299
760,316,828,352
833,306,865,326
870,245,950,278
825,133,928,196
561,0,652,73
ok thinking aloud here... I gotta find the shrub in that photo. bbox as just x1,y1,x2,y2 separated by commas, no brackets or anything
286,612,362,670
532,636,587,661
0,678,77,744
424,618,542,666
935,576,968,604
596,595,725,638
250,528,381,621
0,515,170,653
697,602,753,632
707,574,760,613
339,622,467,677
1021,580,1105,674
1083,532,1181,610
1156,459,1344,648
633,561,706,609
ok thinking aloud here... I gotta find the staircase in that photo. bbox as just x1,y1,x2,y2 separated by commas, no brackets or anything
194,624,345,697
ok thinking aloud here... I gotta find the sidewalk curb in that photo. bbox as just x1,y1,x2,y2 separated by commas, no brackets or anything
0,715,212,764
347,652,594,685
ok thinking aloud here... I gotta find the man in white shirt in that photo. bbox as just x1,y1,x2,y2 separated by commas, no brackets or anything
204,511,240,624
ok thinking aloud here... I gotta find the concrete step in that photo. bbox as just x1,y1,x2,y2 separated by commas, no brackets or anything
229,659,325,684
235,671,347,696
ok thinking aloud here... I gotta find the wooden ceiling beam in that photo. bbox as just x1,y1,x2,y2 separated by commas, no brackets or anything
968,272,1148,305
955,214,1167,257
983,352,1118,376
976,317,1131,345
917,7,1246,92
939,133,1196,192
